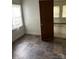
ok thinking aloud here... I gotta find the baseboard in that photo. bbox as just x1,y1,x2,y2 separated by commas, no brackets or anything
25,34,41,37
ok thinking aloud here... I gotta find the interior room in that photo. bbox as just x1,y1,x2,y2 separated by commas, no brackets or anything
12,0,66,59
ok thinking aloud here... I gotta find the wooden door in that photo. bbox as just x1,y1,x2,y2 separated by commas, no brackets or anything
39,0,54,41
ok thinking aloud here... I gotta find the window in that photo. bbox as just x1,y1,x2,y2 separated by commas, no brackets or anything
12,4,23,30
54,6,60,17
62,5,66,17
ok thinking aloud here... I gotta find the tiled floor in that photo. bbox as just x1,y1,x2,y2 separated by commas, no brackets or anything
13,35,66,59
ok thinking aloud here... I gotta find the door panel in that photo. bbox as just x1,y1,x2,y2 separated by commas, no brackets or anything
39,0,54,41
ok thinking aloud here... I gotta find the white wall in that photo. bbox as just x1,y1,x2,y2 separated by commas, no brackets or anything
23,0,41,35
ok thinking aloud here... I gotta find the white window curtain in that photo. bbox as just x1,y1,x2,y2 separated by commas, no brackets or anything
12,4,23,30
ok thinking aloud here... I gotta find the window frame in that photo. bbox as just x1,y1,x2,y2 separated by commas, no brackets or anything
54,0,66,24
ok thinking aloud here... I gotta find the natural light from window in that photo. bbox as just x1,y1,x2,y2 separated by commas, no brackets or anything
54,6,60,17
12,4,23,30
62,5,66,17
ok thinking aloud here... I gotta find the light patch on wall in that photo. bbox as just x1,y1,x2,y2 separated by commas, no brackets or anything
62,5,66,17
54,6,60,17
